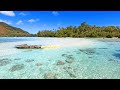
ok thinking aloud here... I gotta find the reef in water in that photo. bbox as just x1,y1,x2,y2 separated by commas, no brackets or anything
79,48,96,55
63,66,76,78
14,58,21,60
25,59,34,63
98,48,108,49
65,59,74,63
36,63,42,66
44,72,57,79
2,58,9,60
10,64,24,72
61,53,75,63
57,61,65,65
88,56,93,58
61,54,67,57
108,59,119,63
0,59,11,66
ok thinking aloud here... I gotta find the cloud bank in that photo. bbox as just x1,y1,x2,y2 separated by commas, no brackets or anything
0,11,15,16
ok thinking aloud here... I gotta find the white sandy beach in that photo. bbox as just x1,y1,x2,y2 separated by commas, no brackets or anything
0,38,96,56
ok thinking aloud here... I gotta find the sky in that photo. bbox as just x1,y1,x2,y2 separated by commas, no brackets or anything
0,11,120,34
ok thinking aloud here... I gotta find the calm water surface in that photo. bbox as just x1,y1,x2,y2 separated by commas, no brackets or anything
0,37,120,79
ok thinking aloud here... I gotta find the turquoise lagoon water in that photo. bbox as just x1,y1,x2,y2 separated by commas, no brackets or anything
0,37,120,79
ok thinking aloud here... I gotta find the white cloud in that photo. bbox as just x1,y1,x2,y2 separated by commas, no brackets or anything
28,19,35,23
16,20,23,25
0,19,12,24
28,19,39,23
0,11,15,16
19,12,26,16
52,11,59,16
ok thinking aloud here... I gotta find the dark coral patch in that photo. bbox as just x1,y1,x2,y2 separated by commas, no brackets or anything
25,59,34,63
88,57,93,58
79,48,96,55
44,72,57,79
14,58,21,60
10,64,24,72
98,48,108,49
57,61,65,65
63,66,76,78
36,63,42,66
65,59,74,63
0,59,11,66
61,54,67,57
2,58,9,60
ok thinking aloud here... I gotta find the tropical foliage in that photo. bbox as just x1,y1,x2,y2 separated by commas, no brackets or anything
37,22,120,38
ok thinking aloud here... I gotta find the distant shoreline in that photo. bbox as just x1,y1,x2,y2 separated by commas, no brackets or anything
0,37,119,39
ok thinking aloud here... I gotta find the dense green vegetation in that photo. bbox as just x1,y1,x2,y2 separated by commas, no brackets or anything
1,22,120,38
37,22,120,38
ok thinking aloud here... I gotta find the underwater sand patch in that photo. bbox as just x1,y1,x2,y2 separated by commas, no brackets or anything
10,64,24,72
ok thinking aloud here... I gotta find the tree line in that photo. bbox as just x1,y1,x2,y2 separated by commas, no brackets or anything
37,22,120,38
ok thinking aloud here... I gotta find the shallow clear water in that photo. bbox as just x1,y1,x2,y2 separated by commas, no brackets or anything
0,37,120,79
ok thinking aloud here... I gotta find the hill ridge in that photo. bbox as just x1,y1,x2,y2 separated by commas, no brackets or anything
0,22,31,37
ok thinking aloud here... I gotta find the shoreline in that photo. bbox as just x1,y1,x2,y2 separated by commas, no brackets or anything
0,36,119,39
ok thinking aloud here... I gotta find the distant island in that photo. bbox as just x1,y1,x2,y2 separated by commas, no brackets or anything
0,22,120,38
